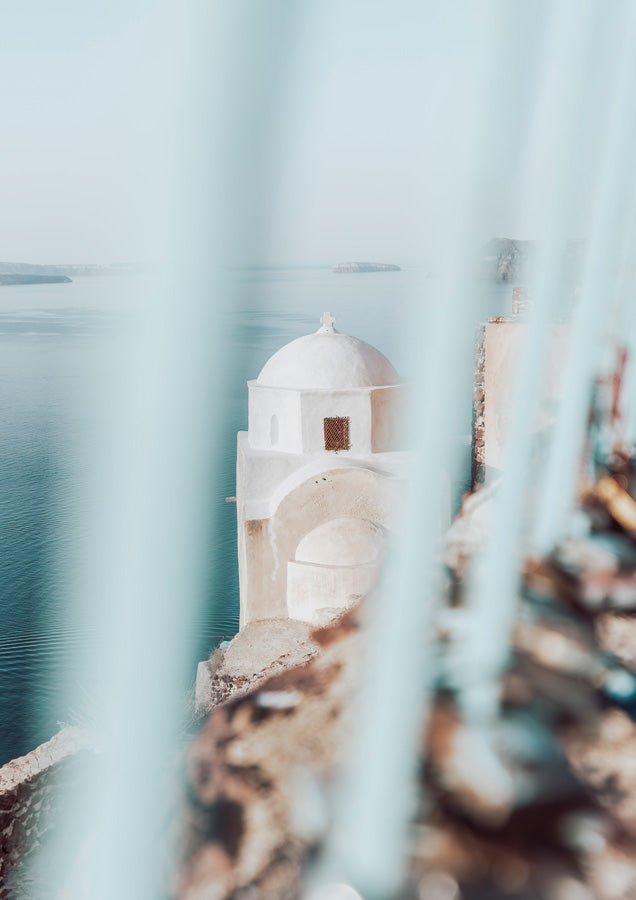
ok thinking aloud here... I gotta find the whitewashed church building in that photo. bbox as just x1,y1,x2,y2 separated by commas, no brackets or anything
236,313,409,627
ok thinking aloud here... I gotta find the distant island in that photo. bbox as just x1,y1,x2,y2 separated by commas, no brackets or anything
0,274,71,286
333,261,401,273
0,261,139,278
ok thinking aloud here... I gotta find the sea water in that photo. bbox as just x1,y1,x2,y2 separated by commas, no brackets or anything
0,268,511,764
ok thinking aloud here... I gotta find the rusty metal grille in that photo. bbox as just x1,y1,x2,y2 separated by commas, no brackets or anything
323,416,350,451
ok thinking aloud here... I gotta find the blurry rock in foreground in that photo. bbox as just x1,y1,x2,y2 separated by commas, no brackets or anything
178,611,361,900
177,467,636,900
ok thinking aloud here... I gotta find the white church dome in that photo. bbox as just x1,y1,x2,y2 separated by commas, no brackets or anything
256,312,399,390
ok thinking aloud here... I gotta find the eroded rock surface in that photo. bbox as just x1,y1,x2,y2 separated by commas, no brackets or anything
179,468,636,900
179,612,360,900
195,618,322,714
0,727,92,897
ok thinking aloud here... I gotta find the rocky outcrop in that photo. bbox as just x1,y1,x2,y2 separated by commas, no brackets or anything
178,598,599,899
332,262,400,273
0,727,92,897
178,451,636,900
194,618,322,715
179,611,361,900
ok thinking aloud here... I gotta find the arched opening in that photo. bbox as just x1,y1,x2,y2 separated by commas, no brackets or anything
239,465,401,626
287,517,385,625
295,517,384,566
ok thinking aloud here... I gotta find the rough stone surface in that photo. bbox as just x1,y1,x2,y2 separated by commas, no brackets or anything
181,462,636,900
177,602,601,900
178,611,361,900
563,710,636,837
0,726,92,897
471,323,486,488
470,311,569,482
596,612,636,669
195,618,321,714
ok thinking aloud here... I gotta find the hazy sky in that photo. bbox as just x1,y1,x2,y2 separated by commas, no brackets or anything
0,1,610,266
0,1,165,264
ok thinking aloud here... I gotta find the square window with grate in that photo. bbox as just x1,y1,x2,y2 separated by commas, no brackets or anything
324,416,350,451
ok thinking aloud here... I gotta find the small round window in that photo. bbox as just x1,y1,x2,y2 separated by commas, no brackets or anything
270,415,279,446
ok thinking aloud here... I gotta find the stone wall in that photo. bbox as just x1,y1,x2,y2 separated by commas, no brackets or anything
471,323,486,488
0,726,91,897
471,317,570,485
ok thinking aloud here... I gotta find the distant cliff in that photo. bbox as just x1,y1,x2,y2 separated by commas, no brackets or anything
481,238,584,284
0,261,137,277
333,261,401,273
0,274,71,286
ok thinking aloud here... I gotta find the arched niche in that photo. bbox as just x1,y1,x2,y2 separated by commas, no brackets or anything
287,517,386,624
239,467,402,625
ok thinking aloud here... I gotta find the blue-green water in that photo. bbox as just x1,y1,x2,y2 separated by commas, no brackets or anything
0,268,511,764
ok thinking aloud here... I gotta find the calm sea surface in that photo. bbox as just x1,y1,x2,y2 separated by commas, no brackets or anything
0,268,511,764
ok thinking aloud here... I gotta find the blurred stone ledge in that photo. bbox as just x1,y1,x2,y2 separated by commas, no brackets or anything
0,726,93,898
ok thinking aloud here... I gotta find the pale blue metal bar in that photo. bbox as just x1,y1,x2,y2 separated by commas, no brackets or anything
308,3,552,896
460,0,611,725
618,191,636,446
50,3,296,899
533,1,636,554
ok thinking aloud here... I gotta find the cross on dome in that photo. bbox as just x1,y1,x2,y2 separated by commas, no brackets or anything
318,311,336,333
